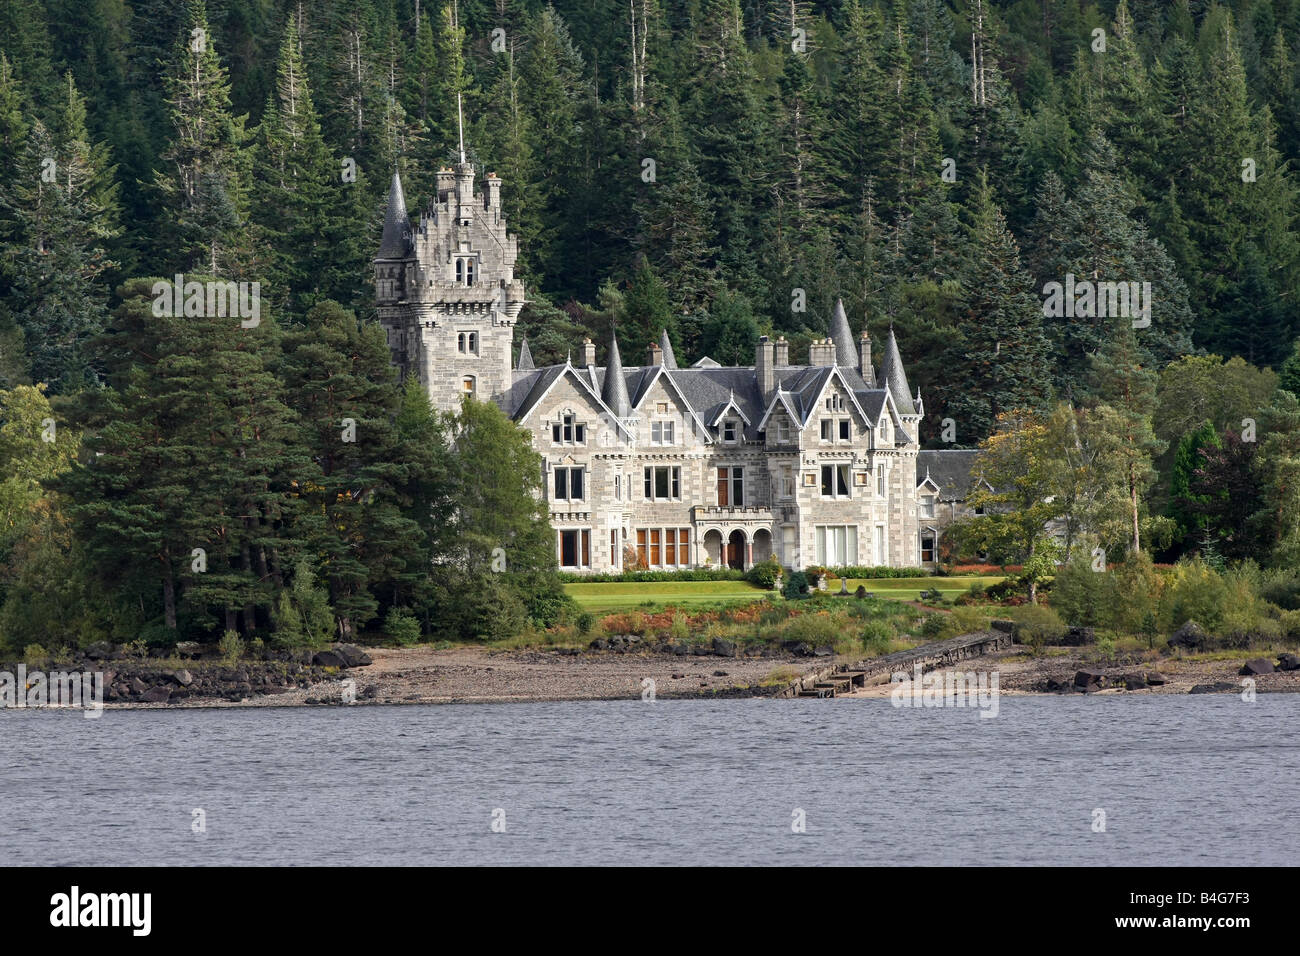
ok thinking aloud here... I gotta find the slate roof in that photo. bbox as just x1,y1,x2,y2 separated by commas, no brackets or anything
516,337,534,371
377,169,413,259
659,329,678,369
505,329,919,445
915,449,980,500
879,327,915,415
830,298,858,369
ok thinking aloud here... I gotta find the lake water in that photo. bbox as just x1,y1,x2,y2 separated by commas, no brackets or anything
2,696,1295,866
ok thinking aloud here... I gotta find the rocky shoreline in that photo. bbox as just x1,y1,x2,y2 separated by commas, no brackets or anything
6,635,1299,709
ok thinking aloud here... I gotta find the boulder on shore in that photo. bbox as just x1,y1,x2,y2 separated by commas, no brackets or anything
1239,658,1275,676
1168,620,1208,651
311,649,347,668
1277,653,1300,672
333,644,372,667
1073,668,1105,691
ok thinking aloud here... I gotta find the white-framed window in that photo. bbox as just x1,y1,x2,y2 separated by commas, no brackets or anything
874,525,886,564
551,413,586,445
779,466,795,499
877,465,886,497
821,464,850,498
558,528,590,569
776,419,791,444
838,419,850,441
651,420,675,445
717,466,744,506
920,494,935,518
920,530,936,563
820,420,833,441
644,465,681,501
723,420,738,442
614,474,622,500
815,525,857,566
553,467,584,501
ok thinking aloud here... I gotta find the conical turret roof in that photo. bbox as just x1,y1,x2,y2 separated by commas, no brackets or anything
378,169,413,259
516,337,534,371
601,329,631,417
830,298,857,368
880,326,915,415
659,328,678,369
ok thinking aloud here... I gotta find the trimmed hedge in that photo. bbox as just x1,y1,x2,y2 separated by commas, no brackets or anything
557,568,748,583
825,566,934,579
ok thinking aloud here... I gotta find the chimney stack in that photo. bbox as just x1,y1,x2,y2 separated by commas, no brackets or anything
809,338,837,366
484,172,502,211
756,335,775,397
775,336,790,366
582,338,596,366
647,342,663,366
859,328,873,384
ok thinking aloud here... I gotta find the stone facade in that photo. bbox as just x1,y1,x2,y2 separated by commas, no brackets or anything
375,164,970,573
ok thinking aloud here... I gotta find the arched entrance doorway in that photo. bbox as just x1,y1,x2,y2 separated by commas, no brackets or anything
727,529,747,570
752,528,772,564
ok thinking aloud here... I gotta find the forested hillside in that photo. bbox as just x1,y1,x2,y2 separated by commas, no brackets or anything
4,0,1300,650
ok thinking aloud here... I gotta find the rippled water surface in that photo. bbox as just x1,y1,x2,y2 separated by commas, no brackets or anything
2,696,1294,865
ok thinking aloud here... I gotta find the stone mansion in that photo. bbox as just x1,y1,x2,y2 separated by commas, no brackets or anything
374,159,973,573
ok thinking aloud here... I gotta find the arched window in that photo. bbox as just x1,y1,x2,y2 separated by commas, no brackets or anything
463,376,476,396
457,332,466,352
455,259,464,284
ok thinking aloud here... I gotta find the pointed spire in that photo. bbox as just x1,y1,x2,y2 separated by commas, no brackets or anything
601,328,631,418
378,168,413,258
659,328,677,369
457,92,466,165
516,337,534,371
880,326,916,415
830,298,857,368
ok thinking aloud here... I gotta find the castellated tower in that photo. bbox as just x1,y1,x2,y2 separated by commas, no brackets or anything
374,158,526,411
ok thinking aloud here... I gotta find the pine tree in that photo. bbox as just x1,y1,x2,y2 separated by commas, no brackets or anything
942,170,1052,439
153,0,253,275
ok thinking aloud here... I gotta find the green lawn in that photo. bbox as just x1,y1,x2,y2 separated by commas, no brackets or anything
565,575,1008,613
564,580,767,613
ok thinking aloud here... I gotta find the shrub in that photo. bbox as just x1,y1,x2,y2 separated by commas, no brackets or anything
1006,604,1067,649
745,558,782,590
778,610,844,646
1159,558,1228,634
861,619,895,654
920,613,947,639
384,607,422,646
668,612,689,642
22,643,50,668
1259,569,1300,610
1051,548,1114,627
782,571,810,600
218,630,244,663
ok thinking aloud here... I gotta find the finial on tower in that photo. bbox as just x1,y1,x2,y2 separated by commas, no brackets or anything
457,92,466,165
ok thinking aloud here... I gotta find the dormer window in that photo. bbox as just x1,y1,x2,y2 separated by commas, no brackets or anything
552,413,586,445
921,494,936,518
777,420,790,444
723,420,738,442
